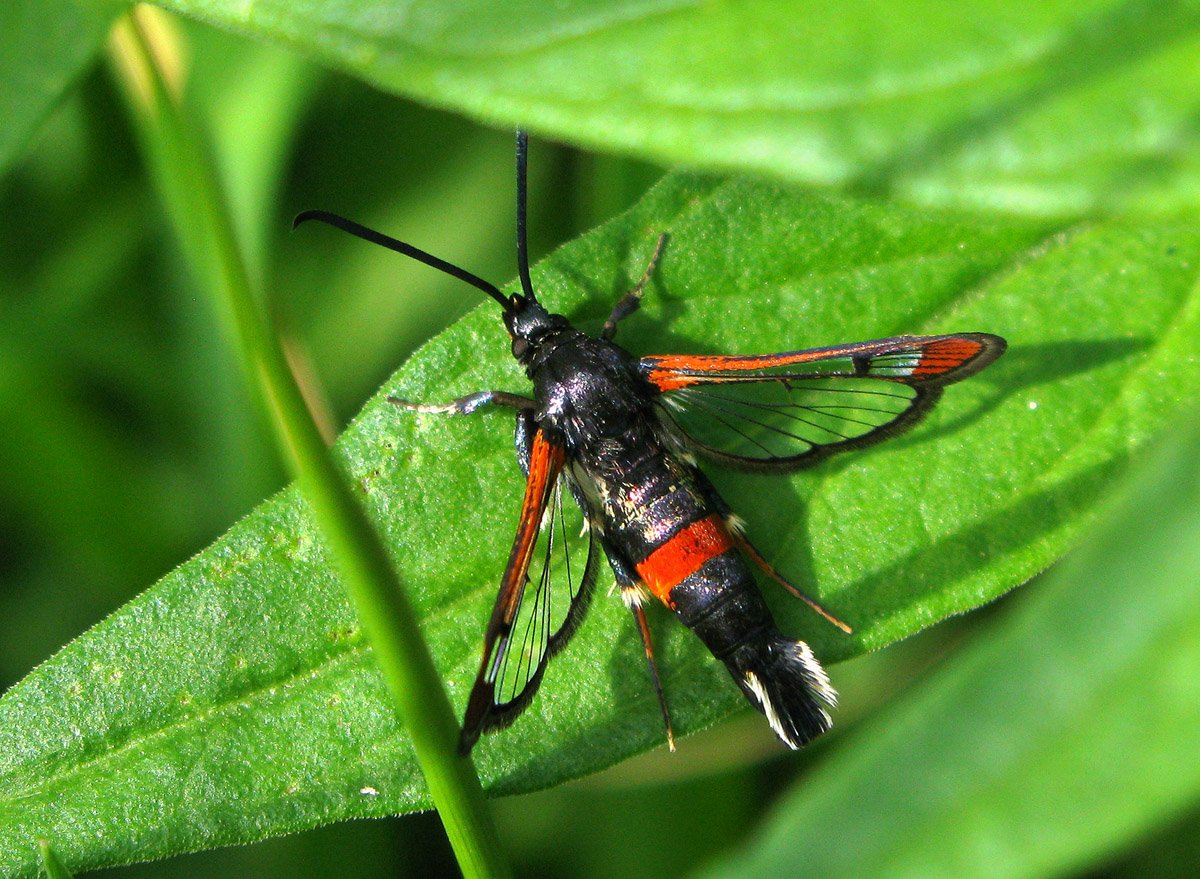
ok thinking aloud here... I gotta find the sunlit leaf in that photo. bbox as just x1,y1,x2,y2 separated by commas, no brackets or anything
152,0,1200,216
1,173,1198,876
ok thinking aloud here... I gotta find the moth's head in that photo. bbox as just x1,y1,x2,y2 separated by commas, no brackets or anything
503,293,568,363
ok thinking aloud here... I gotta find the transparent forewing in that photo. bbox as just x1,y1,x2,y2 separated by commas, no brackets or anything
662,375,924,465
460,428,600,752
489,468,598,714
644,334,1004,468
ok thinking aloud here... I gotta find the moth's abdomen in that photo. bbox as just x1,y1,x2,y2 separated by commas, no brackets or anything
634,514,733,608
600,452,838,749
597,447,744,616
669,553,838,748
540,324,839,748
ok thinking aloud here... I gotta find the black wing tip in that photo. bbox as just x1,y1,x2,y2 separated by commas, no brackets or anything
949,331,1008,383
903,331,1008,387
458,684,505,755
458,690,527,755
961,331,1008,370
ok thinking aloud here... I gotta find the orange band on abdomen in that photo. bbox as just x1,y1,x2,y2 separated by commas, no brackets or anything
635,515,734,608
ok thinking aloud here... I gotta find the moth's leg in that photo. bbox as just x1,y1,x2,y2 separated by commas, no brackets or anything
387,390,534,416
732,530,852,634
514,407,536,476
601,233,669,341
391,391,539,478
603,539,676,751
687,465,852,635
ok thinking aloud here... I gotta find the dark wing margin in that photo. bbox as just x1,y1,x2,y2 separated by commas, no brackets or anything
460,429,599,753
641,333,1005,470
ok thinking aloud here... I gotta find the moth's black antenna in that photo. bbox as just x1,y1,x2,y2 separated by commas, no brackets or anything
293,209,511,310
515,129,537,302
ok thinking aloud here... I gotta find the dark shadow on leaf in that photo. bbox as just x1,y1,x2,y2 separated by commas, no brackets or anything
901,337,1151,449
812,450,1132,662
486,448,1136,797
709,336,1148,630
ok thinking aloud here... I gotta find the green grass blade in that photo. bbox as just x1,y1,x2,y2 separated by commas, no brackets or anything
37,840,73,879
101,9,508,879
699,410,1200,879
149,0,1200,217
0,170,1197,875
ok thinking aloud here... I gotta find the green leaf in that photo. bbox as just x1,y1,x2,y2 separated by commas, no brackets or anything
699,411,1200,879
151,0,1200,216
0,0,124,174
1,172,1198,876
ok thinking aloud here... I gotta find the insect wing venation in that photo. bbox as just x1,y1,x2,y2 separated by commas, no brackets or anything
644,333,1005,468
461,429,599,749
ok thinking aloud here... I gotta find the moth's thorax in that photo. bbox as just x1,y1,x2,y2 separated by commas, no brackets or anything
525,325,655,446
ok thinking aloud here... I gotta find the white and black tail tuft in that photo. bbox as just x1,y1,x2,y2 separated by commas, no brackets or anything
726,634,837,749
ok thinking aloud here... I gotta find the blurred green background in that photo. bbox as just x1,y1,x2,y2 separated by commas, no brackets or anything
4,5,1200,879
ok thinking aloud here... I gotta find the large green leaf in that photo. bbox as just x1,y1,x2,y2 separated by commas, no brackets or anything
1,172,1198,876
151,0,1200,216
700,412,1200,879
0,0,124,174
